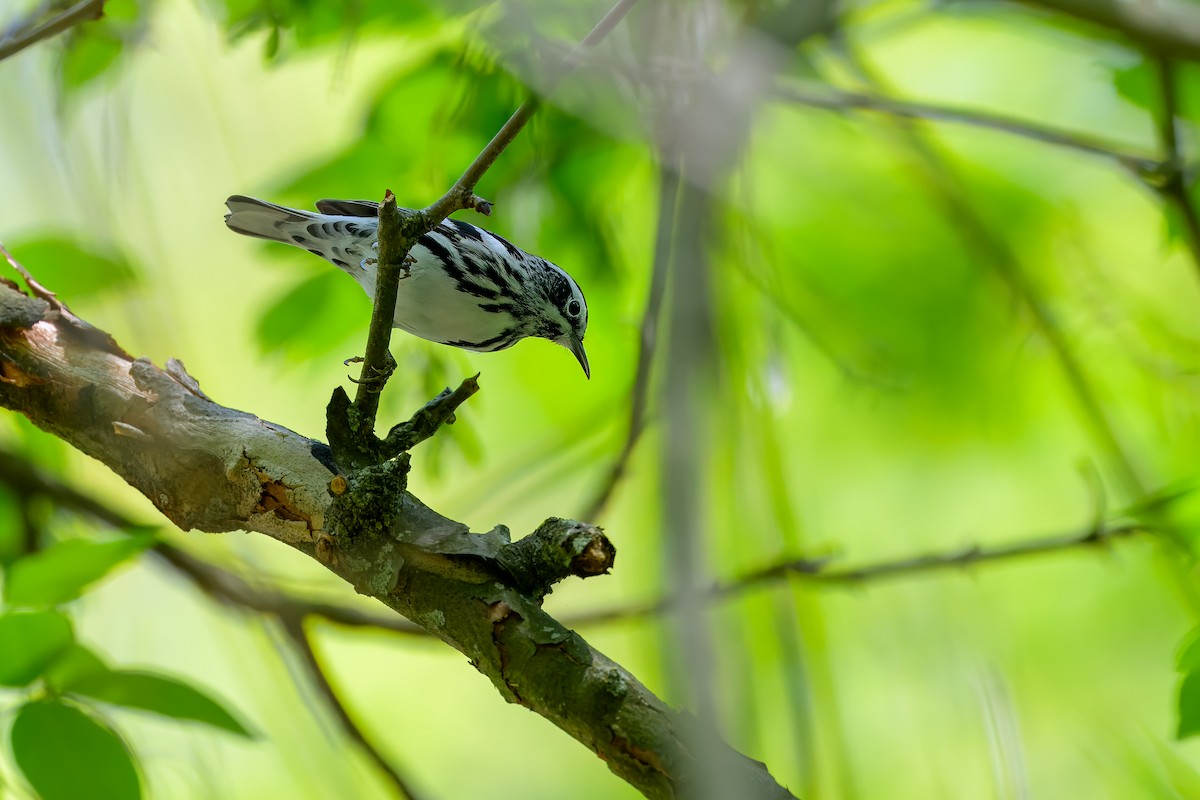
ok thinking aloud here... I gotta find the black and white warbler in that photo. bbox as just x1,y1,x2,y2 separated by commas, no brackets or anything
224,195,590,378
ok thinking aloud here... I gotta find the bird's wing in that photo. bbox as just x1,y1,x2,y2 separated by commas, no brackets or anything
314,199,380,217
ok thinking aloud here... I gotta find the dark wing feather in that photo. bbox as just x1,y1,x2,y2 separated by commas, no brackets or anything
315,199,380,217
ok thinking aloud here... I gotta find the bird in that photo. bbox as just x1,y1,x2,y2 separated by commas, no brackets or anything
223,195,590,378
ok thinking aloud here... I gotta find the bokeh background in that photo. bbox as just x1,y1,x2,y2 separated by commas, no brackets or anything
4,0,1200,797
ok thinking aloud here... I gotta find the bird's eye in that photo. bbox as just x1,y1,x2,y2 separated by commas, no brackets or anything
566,299,582,317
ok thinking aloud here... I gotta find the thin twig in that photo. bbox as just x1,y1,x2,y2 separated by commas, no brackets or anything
381,373,480,458
1152,56,1200,283
562,523,1148,627
281,615,425,800
583,159,679,520
153,542,426,636
351,192,407,425
0,0,105,63
421,0,644,226
349,0,642,435
773,81,1160,175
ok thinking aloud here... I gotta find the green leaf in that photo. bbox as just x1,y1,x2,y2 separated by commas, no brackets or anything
60,27,125,92
12,700,141,800
4,535,154,607
1177,627,1200,673
0,611,73,687
7,236,138,298
256,269,366,359
69,670,254,738
103,0,142,24
1178,671,1200,739
0,483,22,566
43,643,110,693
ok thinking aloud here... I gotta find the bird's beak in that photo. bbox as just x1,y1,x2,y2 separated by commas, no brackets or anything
568,335,590,380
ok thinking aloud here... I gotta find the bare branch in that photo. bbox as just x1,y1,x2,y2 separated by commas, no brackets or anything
772,81,1159,175
1007,0,1200,62
421,0,644,226
0,0,105,63
0,272,791,798
381,373,479,458
348,0,642,444
348,193,414,439
281,615,425,800
564,523,1149,627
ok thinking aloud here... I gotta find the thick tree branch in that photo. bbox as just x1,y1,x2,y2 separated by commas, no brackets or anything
0,273,793,799
0,0,105,63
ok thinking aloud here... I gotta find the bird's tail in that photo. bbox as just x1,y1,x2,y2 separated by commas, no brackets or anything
224,195,318,245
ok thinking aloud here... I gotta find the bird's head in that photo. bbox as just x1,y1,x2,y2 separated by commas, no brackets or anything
527,259,590,379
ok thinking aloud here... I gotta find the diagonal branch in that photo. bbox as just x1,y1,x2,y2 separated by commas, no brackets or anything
281,614,425,800
772,81,1159,175
349,0,642,439
1005,0,1200,62
0,268,793,798
420,0,643,226
563,522,1149,627
0,0,105,63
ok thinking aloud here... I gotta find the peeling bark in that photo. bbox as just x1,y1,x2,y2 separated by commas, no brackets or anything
0,277,796,800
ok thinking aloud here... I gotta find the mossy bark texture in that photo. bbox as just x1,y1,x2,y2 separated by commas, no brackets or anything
0,277,795,800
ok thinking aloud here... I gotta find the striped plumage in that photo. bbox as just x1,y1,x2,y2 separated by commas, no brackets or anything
224,195,590,377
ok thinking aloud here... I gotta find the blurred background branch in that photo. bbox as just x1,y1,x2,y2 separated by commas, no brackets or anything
1009,0,1200,59
0,0,104,62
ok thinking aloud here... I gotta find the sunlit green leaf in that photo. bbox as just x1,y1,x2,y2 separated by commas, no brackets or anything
0,483,22,566
43,643,110,693
1178,671,1200,739
0,611,73,687
103,0,142,24
68,670,254,738
5,535,154,607
7,236,138,298
256,268,367,359
12,700,141,800
59,27,125,92
1177,627,1200,673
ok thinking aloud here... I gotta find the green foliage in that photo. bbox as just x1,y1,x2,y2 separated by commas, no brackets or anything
0,611,74,687
1176,627,1200,739
208,0,436,58
59,26,124,91
53,0,152,98
65,670,254,737
42,643,110,692
4,534,154,607
6,236,138,298
255,269,365,359
11,700,141,800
